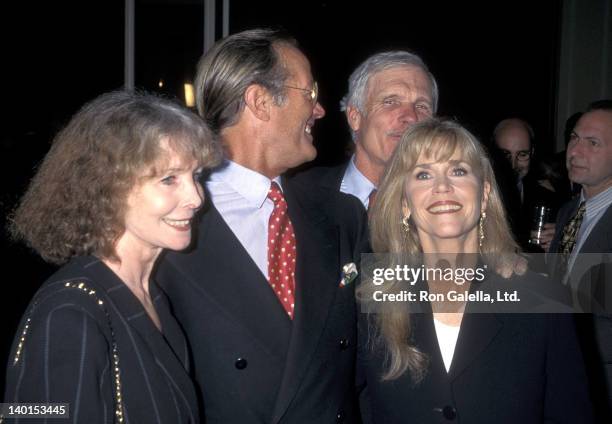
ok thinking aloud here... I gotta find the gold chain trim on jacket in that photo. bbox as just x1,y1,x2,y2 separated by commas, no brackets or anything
4,281,124,423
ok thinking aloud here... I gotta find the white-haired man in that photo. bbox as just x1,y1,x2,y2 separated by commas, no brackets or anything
297,51,438,209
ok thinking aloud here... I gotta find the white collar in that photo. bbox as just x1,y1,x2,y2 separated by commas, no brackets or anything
210,160,282,208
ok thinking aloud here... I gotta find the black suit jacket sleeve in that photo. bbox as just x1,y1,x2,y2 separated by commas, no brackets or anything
549,198,612,420
5,291,115,423
4,257,199,424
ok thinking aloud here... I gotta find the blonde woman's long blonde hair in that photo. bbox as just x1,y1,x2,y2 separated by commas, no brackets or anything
357,118,518,382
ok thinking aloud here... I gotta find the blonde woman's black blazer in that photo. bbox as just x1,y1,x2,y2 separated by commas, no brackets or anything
357,272,593,423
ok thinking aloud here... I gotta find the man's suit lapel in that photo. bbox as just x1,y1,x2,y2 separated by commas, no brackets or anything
291,162,347,193
579,204,612,253
189,203,292,359
271,178,341,423
550,199,612,285
324,163,348,191
569,203,612,312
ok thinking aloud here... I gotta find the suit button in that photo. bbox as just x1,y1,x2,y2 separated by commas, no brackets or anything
442,405,456,420
336,410,344,423
339,338,350,350
235,358,248,370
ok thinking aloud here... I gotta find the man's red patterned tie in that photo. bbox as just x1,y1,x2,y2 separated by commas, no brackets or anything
267,182,296,318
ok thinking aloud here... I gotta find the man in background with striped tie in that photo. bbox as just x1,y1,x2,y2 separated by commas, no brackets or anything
549,99,612,423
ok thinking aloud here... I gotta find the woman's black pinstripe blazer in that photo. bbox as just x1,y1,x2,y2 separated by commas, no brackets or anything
4,255,199,423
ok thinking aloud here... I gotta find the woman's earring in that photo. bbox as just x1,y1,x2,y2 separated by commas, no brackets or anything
479,211,487,249
401,215,410,234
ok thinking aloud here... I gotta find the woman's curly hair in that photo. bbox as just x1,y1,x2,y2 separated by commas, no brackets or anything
10,90,221,264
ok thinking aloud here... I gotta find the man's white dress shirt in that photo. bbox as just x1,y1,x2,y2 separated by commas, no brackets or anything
206,160,282,279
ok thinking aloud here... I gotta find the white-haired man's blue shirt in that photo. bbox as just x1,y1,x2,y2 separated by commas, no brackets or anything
340,155,377,209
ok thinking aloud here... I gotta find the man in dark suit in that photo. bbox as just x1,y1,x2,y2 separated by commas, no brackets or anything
157,29,369,423
549,99,612,422
492,118,560,251
296,51,438,209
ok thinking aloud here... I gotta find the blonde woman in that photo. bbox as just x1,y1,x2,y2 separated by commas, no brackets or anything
357,118,592,423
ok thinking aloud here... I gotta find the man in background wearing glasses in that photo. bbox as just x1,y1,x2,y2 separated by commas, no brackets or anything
493,118,535,191
493,117,558,250
157,28,368,423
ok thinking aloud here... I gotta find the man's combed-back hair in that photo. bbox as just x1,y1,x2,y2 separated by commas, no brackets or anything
195,28,298,135
10,90,221,264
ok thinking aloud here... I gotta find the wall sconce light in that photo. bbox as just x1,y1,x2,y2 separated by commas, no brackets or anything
184,83,195,108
